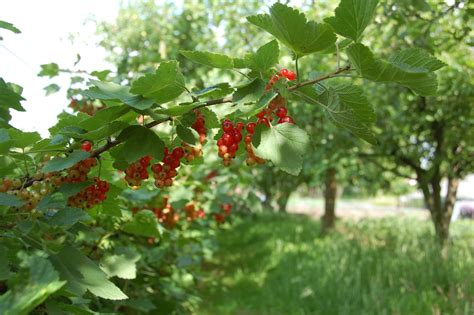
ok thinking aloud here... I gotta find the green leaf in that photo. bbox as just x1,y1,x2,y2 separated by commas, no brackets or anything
176,124,198,145
130,61,185,104
0,79,25,112
51,246,128,300
199,107,220,129
233,79,265,104
8,129,40,149
240,92,277,115
100,249,140,280
347,43,439,95
247,3,336,57
47,208,91,227
90,183,121,217
325,0,379,42
0,129,12,154
117,126,164,163
83,80,155,110
0,252,65,315
91,69,111,80
180,50,234,69
246,40,279,72
292,85,377,144
0,20,21,34
42,150,90,173
156,102,202,116
192,83,234,99
82,121,129,141
253,123,310,175
0,192,25,207
38,63,60,78
122,210,163,238
388,48,446,73
331,83,375,123
44,83,60,96
79,106,130,131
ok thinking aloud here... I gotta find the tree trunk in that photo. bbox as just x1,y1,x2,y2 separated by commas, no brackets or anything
277,190,291,213
322,167,337,232
420,176,459,246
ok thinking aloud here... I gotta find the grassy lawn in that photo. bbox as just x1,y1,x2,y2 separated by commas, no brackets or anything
197,214,474,315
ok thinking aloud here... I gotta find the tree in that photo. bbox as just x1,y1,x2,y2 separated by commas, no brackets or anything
361,0,473,245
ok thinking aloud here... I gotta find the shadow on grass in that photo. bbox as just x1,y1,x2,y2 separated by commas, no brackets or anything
197,213,474,315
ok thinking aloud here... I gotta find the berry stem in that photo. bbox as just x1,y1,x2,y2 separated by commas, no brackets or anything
295,57,300,83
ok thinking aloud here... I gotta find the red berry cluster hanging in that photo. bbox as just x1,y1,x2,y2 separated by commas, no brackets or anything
65,157,98,183
265,68,296,91
217,119,244,166
256,95,295,125
145,197,179,229
214,203,234,224
184,202,206,221
182,110,207,162
221,203,232,215
124,155,152,187
68,178,110,209
191,110,207,144
151,147,184,188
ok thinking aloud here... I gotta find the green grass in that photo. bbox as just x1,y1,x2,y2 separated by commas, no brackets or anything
197,214,474,315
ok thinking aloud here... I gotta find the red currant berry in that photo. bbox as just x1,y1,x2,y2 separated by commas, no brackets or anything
151,164,162,173
81,141,92,152
246,122,256,134
286,71,296,81
244,134,252,144
172,147,185,159
276,107,288,118
235,122,245,131
279,68,289,77
278,116,295,124
256,111,266,119
222,133,233,146
233,131,243,143
229,143,238,153
270,75,279,83
222,119,233,133
163,155,175,166
140,155,152,166
258,117,270,126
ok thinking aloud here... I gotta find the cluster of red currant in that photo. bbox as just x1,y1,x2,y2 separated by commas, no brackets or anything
181,110,207,162
69,98,106,116
184,202,206,221
217,120,244,166
124,155,152,187
214,203,233,224
68,178,110,209
191,110,207,144
151,147,184,188
265,68,296,91
132,197,181,229
256,95,295,125
4,141,109,211
124,110,208,188
65,157,98,183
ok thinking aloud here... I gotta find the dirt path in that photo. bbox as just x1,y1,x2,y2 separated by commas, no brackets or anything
288,199,430,221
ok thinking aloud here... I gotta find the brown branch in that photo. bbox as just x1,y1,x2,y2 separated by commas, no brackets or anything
288,65,352,91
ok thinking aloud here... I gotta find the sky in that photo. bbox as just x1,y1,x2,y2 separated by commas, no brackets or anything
0,0,120,137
